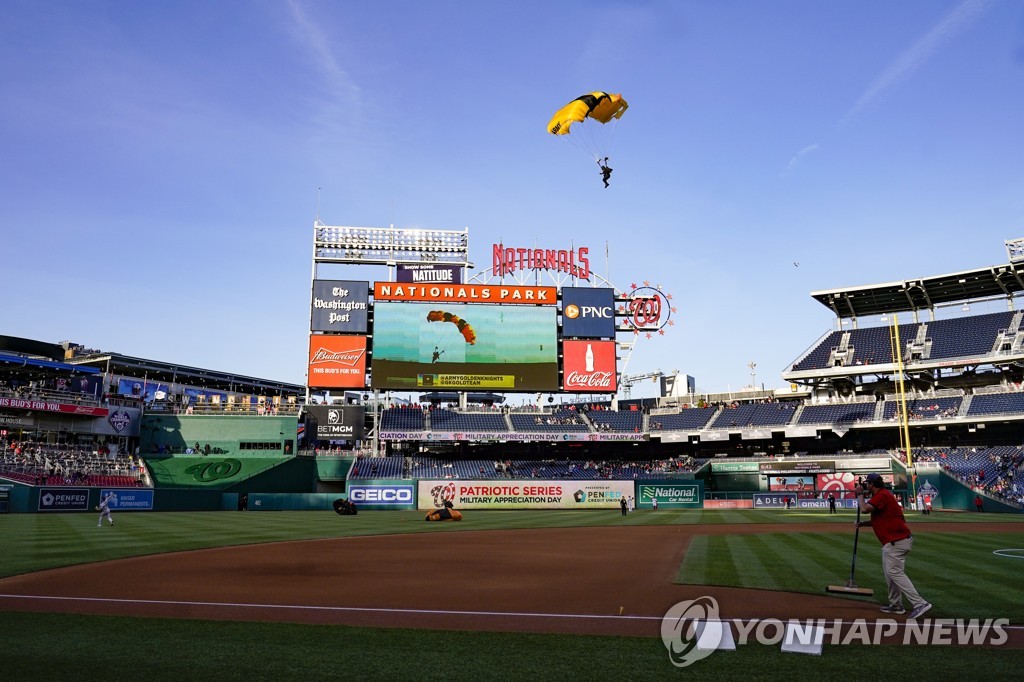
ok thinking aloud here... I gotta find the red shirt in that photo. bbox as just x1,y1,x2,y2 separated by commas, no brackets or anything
867,487,912,545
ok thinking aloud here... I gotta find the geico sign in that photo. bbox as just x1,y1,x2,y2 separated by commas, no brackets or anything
349,487,413,503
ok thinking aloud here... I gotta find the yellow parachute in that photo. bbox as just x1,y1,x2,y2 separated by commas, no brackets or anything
547,92,628,175
547,92,628,136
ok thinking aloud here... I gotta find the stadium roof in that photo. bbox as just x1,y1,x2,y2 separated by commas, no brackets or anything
0,351,101,374
810,261,1024,319
67,352,304,396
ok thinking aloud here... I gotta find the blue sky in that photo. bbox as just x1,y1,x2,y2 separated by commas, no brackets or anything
2,0,1023,399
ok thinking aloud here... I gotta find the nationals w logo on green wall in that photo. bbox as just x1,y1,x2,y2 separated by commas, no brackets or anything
637,482,704,509
184,459,242,482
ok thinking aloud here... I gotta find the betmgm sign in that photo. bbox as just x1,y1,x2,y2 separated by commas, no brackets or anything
306,405,365,441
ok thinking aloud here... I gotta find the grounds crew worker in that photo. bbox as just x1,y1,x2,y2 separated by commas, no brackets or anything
854,473,931,619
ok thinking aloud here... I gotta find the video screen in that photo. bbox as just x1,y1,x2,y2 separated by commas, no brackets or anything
371,302,558,391
767,475,815,492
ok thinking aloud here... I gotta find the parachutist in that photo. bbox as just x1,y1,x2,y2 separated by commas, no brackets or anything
432,346,445,363
598,157,613,187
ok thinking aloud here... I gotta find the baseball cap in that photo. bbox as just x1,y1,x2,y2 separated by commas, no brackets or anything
864,473,884,485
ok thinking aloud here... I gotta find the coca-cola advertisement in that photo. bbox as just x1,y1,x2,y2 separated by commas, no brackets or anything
562,340,616,393
307,335,367,388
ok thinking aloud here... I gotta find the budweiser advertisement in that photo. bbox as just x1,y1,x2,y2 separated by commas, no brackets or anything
562,340,617,393
307,335,367,388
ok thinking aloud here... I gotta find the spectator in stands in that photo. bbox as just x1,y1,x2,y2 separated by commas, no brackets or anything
855,473,931,618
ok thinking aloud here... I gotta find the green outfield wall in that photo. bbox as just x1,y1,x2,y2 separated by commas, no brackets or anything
140,414,298,456
916,469,1022,513
144,456,317,493
247,492,348,511
316,457,356,480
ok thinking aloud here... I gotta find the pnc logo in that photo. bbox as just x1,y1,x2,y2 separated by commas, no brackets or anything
564,304,581,319
580,305,613,318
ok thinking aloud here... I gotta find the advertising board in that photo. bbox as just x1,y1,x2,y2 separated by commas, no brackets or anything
418,479,634,509
307,335,367,388
710,461,761,473
396,265,462,285
306,405,365,440
347,483,416,509
310,280,369,333
816,472,894,494
99,489,155,510
636,481,704,509
753,493,792,508
759,460,835,475
561,287,616,338
37,488,90,511
374,282,556,305
371,302,558,391
562,340,617,393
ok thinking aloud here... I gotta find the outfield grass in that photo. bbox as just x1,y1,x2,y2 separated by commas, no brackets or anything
1,509,1021,678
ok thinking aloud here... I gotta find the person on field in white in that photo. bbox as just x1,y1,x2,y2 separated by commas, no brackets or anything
97,492,115,527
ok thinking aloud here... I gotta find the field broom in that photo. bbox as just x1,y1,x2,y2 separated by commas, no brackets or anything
826,505,874,596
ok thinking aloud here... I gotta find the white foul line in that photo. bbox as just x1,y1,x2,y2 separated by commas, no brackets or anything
0,594,1021,631
0,594,657,621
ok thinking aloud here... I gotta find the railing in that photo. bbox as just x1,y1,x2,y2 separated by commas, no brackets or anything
145,402,302,416
0,385,102,407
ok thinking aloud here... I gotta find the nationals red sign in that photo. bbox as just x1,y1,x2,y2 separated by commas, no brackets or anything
493,243,590,279
307,335,367,388
562,340,616,393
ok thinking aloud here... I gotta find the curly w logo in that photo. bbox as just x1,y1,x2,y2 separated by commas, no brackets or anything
185,459,242,482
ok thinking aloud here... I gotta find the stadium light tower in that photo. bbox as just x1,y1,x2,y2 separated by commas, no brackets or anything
1005,237,1024,263
312,223,471,274
748,361,757,389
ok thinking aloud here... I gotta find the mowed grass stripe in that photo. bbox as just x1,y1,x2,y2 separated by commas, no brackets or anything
724,534,774,589
747,533,843,592
675,528,1024,621
677,535,712,584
